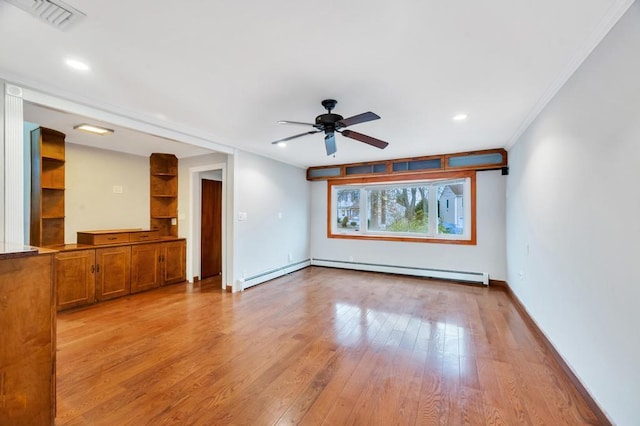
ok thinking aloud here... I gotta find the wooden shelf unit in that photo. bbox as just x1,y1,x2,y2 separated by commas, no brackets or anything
150,153,178,237
31,127,66,247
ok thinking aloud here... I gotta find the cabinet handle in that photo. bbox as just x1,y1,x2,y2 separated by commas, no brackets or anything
158,255,162,263
107,237,118,241
91,264,95,273
96,264,100,273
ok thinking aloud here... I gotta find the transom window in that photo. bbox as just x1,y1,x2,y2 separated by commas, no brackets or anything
328,171,475,244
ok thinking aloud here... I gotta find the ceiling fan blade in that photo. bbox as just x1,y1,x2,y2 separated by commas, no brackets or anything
325,133,337,156
278,120,315,127
341,130,388,149
337,111,380,128
271,130,321,144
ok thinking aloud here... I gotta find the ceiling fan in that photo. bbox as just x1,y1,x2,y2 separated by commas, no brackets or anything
272,99,389,156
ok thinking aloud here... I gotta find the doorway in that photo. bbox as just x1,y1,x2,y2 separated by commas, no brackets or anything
201,178,222,279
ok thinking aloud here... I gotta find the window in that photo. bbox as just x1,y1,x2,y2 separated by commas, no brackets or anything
329,171,475,244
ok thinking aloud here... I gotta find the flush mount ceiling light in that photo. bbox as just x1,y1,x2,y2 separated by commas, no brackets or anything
276,142,287,148
73,124,113,135
65,58,90,71
452,113,468,121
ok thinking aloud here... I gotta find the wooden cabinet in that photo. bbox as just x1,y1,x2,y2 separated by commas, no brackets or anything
54,249,95,311
131,239,186,293
0,250,55,425
30,127,66,247
95,246,131,302
150,153,178,237
131,243,162,293
55,246,131,310
162,239,186,285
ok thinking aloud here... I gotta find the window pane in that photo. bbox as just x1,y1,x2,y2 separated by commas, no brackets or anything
336,188,360,230
367,185,429,233
437,182,464,235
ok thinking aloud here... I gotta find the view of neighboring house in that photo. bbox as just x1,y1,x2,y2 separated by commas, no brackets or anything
437,183,463,234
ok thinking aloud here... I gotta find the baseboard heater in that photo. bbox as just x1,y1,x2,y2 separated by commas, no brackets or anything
311,258,489,285
239,259,311,290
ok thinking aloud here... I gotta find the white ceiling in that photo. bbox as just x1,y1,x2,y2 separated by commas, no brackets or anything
23,102,214,158
0,0,634,167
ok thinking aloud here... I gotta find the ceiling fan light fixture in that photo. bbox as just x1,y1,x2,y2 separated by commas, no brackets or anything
73,123,113,135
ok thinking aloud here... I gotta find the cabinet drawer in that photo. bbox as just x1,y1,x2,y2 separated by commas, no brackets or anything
78,232,130,245
129,230,160,242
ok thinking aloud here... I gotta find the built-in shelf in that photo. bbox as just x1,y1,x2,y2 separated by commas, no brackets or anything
150,153,178,237
31,127,66,247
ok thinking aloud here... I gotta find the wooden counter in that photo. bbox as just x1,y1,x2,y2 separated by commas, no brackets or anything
47,236,186,311
0,244,56,425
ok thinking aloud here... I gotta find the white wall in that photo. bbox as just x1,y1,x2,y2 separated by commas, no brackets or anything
310,169,507,280
506,4,640,425
65,143,149,243
235,150,310,282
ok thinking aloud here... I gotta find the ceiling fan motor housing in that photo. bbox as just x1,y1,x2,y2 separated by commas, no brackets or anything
315,113,344,133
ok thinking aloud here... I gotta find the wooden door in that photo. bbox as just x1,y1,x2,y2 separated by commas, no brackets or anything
201,179,222,279
163,240,186,285
95,246,131,301
54,249,96,311
131,243,161,293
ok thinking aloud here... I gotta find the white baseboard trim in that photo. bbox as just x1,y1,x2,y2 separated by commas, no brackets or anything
238,259,311,290
311,258,489,285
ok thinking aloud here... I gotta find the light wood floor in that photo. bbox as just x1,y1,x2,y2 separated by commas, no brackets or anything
55,267,600,425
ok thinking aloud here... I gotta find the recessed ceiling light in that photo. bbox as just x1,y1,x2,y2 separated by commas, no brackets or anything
73,124,113,135
276,142,287,148
452,113,468,121
65,58,90,71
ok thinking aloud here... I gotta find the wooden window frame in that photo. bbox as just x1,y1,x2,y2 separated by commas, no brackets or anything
308,148,506,181
327,170,477,245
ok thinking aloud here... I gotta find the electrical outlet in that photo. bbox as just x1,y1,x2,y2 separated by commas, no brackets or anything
112,185,123,194
288,253,292,262
349,256,354,262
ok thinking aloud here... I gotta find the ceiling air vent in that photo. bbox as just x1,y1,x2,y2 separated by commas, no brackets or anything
4,0,86,30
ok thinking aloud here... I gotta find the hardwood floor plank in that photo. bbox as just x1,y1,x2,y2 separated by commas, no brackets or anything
53,268,604,425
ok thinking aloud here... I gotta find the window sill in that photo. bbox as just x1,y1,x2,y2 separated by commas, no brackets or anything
328,233,476,245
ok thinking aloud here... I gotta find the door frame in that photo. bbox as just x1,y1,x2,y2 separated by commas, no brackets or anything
188,163,227,289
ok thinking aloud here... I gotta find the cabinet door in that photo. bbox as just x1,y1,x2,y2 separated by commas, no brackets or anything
95,246,131,301
162,240,186,285
55,249,96,311
131,243,161,293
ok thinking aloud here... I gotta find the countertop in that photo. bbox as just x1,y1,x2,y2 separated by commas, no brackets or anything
47,236,185,252
0,242,56,260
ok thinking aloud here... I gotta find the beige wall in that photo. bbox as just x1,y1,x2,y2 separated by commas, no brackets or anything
65,143,149,243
